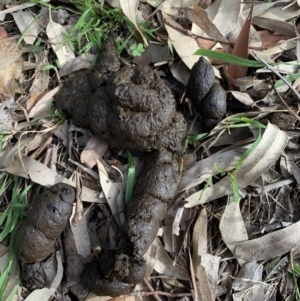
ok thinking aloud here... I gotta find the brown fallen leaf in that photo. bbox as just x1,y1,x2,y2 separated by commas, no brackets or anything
228,0,254,90
0,33,22,98
258,30,284,49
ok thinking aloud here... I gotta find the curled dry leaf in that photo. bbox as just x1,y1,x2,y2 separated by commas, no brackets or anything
233,219,300,262
220,196,248,266
185,122,288,208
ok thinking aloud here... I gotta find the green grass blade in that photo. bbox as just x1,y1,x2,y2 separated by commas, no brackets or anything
230,173,240,203
195,49,300,67
182,133,208,152
274,72,300,88
234,127,262,175
125,151,135,206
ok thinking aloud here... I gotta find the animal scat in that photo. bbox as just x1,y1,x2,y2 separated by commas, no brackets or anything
187,57,227,131
54,36,187,296
14,183,75,289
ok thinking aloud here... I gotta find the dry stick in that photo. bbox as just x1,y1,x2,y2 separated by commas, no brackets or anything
163,18,264,51
73,171,83,224
273,86,300,122
43,146,52,166
252,51,300,103
30,136,53,159
68,158,99,181
109,291,193,300
50,143,58,171
143,278,162,301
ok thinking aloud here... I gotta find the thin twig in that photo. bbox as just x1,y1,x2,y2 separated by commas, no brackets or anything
163,18,264,51
143,278,162,301
108,291,193,301
252,51,300,103
68,158,99,180
273,86,300,122
73,171,83,224
50,143,58,171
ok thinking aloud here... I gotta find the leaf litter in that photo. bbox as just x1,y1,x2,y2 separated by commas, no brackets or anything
1,0,300,300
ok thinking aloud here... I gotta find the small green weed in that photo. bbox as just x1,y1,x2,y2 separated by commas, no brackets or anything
227,117,266,202
0,131,12,152
0,175,33,300
130,43,145,56
125,151,135,206
292,261,300,300
182,133,208,152
130,43,145,57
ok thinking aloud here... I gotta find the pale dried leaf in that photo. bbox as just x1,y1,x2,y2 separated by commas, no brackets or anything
24,252,63,301
151,237,190,280
46,20,75,67
70,206,91,257
211,0,240,38
0,152,103,203
59,53,95,77
159,0,194,17
192,208,207,272
0,98,14,131
170,61,190,85
232,262,271,301
185,5,228,46
194,265,213,301
253,17,295,39
119,0,147,45
29,61,50,94
53,123,69,147
164,14,200,69
262,39,296,56
0,38,22,97
143,235,159,278
231,91,254,106
0,3,38,21
201,254,220,300
26,92,46,111
220,196,248,266
12,10,39,45
234,219,300,262
97,159,125,226
185,123,288,207
81,136,108,169
179,149,241,191
256,2,300,22
0,38,22,71
28,86,60,118
228,15,262,49
24,133,49,154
